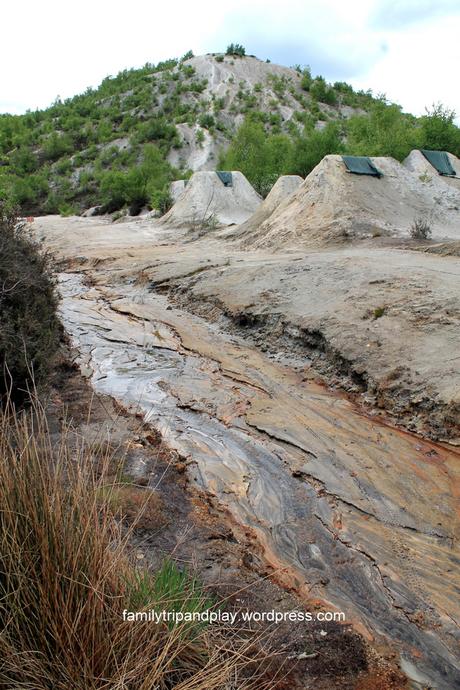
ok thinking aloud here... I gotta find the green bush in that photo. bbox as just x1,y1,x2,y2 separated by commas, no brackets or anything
199,113,215,130
98,144,175,214
289,123,343,177
42,132,73,161
310,77,337,105
150,187,173,214
0,204,61,401
346,100,419,160
11,173,48,212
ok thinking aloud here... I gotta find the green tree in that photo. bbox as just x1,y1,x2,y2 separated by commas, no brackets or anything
129,144,174,213
289,123,343,177
226,43,246,57
310,77,337,105
418,104,460,155
9,147,38,174
42,133,73,162
220,117,293,196
180,50,194,62
346,100,419,160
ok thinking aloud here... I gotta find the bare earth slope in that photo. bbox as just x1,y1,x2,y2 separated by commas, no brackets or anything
35,215,460,690
227,174,304,240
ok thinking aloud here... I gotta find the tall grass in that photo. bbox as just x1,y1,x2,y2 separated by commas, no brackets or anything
0,399,268,689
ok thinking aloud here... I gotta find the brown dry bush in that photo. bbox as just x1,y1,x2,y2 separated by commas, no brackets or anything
0,204,61,402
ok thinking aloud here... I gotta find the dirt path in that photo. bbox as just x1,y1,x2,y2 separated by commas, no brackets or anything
37,216,460,689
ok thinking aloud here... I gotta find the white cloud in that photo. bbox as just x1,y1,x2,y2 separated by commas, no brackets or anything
370,0,460,29
350,14,460,119
1,0,459,121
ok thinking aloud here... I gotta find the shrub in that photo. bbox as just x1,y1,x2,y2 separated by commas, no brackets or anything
300,69,312,91
99,170,127,212
410,216,432,240
196,129,205,146
99,144,175,214
58,201,78,216
199,113,215,130
310,77,337,105
11,173,48,211
373,306,386,319
289,122,343,177
0,204,61,401
42,132,73,161
182,65,196,79
150,186,173,214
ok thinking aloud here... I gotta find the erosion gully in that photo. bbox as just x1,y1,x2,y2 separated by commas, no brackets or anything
41,218,459,690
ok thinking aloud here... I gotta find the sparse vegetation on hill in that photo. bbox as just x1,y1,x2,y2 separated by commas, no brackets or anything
1,52,459,213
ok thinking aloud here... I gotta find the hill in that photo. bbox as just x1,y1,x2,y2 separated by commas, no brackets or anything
1,49,459,215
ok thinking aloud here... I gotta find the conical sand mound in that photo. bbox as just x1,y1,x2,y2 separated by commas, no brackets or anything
403,150,460,191
241,155,460,249
160,171,262,227
230,175,303,240
169,180,187,203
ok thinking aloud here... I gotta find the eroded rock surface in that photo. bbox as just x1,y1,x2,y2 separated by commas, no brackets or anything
36,215,460,689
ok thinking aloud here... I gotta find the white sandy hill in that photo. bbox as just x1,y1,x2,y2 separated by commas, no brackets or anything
160,171,262,227
167,56,304,173
228,175,303,240
166,54,357,173
240,155,460,250
403,149,460,191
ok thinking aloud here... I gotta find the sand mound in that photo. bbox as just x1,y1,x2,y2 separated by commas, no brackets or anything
241,155,460,249
169,180,187,203
160,171,262,227
229,175,303,240
403,150,460,191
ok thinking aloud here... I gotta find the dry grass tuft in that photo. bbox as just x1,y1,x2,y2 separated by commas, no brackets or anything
0,398,271,689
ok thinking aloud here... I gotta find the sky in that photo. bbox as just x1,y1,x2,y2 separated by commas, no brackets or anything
1,0,459,121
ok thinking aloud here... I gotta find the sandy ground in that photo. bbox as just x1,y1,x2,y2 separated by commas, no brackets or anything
35,215,460,689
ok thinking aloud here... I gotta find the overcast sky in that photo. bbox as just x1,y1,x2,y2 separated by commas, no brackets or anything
1,0,459,121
